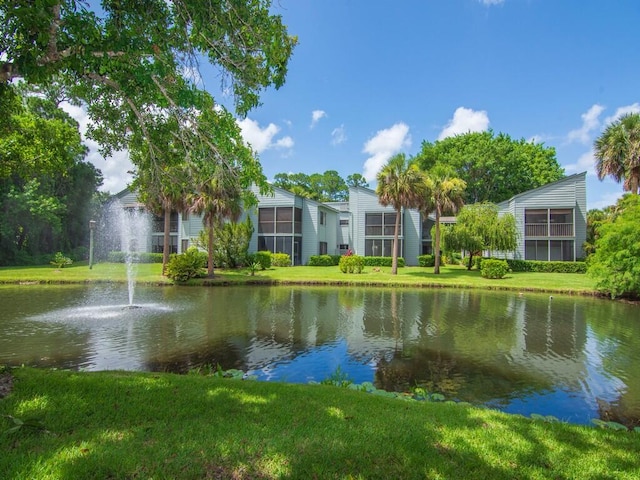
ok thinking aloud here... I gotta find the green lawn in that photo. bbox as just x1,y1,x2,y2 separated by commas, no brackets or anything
1,367,638,479
0,261,598,295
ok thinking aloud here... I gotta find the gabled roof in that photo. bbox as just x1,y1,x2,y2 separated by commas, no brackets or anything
497,171,586,208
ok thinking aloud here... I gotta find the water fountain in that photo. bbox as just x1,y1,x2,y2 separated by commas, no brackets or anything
106,200,151,307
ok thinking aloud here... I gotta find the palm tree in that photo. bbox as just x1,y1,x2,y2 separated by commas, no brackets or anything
190,164,243,277
376,154,428,274
422,168,466,274
594,112,640,195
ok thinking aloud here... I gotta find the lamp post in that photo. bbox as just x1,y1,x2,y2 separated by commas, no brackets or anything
89,220,96,269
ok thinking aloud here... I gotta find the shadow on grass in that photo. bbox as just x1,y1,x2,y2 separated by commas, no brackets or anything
2,369,639,479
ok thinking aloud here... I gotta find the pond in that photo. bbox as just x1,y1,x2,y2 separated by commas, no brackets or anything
1,284,638,427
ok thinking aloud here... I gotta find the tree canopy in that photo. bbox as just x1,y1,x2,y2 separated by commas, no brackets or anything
417,131,564,204
1,0,296,180
594,113,640,195
587,194,640,299
442,202,517,269
272,170,350,202
0,84,102,265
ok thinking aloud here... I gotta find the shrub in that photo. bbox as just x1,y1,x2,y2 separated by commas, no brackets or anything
363,256,405,268
271,253,291,267
308,255,336,266
444,252,462,265
417,255,444,268
165,247,207,283
251,251,271,270
481,259,509,279
505,259,587,274
50,252,73,268
339,254,365,274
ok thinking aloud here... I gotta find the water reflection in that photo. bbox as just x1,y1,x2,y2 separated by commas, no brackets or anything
0,284,638,426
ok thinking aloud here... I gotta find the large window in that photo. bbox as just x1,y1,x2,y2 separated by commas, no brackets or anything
365,212,400,235
525,208,574,237
525,239,574,261
259,207,302,235
365,211,402,257
151,235,177,254
257,205,303,265
365,239,401,257
152,212,178,233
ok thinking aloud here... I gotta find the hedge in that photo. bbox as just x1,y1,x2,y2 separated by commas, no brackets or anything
308,254,341,266
250,251,272,270
417,254,444,267
363,256,405,268
473,257,587,274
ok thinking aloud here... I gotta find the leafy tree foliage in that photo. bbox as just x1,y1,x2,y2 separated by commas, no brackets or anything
587,195,640,298
1,1,296,168
194,217,253,269
417,131,564,204
442,202,517,270
376,154,428,275
346,173,369,189
594,113,640,195
273,170,349,201
0,85,102,265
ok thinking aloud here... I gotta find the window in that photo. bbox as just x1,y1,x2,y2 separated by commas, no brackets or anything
294,207,302,234
339,219,349,226
181,239,189,252
151,235,177,254
365,213,382,235
319,241,328,255
525,208,574,237
339,244,349,251
384,212,397,235
276,207,293,233
526,239,574,261
258,208,275,233
365,239,400,257
319,211,326,225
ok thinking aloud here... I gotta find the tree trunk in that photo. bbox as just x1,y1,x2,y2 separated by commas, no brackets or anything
207,218,215,278
391,207,401,275
434,207,441,274
467,251,474,271
162,207,171,275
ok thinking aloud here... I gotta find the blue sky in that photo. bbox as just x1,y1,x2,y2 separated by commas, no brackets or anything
80,0,640,210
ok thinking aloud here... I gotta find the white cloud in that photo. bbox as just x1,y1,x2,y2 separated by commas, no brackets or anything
438,107,490,140
237,118,294,153
479,0,505,6
564,150,597,176
331,125,347,146
590,190,624,210
60,102,133,194
566,104,605,144
362,122,411,181
310,109,327,128
604,103,640,126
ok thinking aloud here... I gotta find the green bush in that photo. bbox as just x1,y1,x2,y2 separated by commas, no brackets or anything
251,251,272,270
481,259,510,279
417,254,444,267
165,247,207,283
339,255,365,274
363,256,405,267
505,259,586,274
50,252,73,268
308,255,336,266
271,253,291,267
444,252,462,265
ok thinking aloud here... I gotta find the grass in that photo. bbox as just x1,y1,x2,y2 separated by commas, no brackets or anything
1,367,639,479
0,262,599,295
